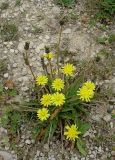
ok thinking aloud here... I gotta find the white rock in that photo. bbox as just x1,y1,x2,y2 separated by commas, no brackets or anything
35,46,40,53
13,63,18,68
45,35,50,40
111,151,115,156
22,77,29,82
4,50,8,54
19,143,24,148
15,50,19,54
0,127,7,137
18,42,25,53
25,139,31,145
98,146,102,153
90,154,95,158
43,143,49,152
4,73,9,78
10,49,15,53
63,28,71,34
91,114,102,122
18,77,23,82
103,114,111,122
5,146,10,151
9,42,13,45
52,6,60,16
110,122,113,128
21,87,29,92
39,43,45,50
36,150,40,157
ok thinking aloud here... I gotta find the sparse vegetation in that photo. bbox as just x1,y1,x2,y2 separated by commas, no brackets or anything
0,21,19,41
15,0,21,6
55,0,75,7
0,0,114,159
0,2,9,10
0,60,7,73
97,34,115,45
32,26,43,35
86,0,115,25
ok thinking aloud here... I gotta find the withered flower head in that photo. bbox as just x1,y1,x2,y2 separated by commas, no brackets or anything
24,42,30,50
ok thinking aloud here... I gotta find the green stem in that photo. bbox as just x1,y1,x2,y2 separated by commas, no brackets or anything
24,50,36,81
48,59,53,79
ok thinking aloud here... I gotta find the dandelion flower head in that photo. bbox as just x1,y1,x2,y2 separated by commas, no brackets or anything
51,92,65,106
43,52,54,59
36,75,48,86
52,78,64,91
83,81,95,91
37,108,50,121
64,124,81,141
77,86,94,102
40,94,52,107
62,63,76,76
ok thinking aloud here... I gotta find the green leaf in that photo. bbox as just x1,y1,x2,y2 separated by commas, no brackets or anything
0,113,9,126
32,126,41,138
10,112,21,133
97,36,108,44
65,76,83,98
0,83,3,93
8,89,17,97
76,138,87,156
59,112,73,120
61,106,74,112
43,117,58,142
79,123,91,135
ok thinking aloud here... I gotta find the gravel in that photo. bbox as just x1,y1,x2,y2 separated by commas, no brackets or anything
0,0,114,159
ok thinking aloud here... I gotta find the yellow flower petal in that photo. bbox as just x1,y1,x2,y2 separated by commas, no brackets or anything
36,75,48,86
51,92,65,106
77,86,94,102
37,108,50,121
40,94,52,107
52,78,64,91
83,81,95,91
62,63,75,76
64,124,81,141
43,52,54,59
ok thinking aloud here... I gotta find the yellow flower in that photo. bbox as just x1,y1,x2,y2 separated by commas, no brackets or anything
43,52,54,59
77,86,94,102
83,81,95,91
64,124,81,141
51,92,65,106
37,108,50,121
52,78,64,91
36,75,48,86
40,94,52,107
62,63,76,76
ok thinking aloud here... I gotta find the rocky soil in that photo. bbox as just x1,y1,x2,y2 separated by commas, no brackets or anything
0,0,115,160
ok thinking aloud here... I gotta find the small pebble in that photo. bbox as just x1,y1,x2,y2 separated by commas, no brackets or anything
25,139,31,145
4,73,9,78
